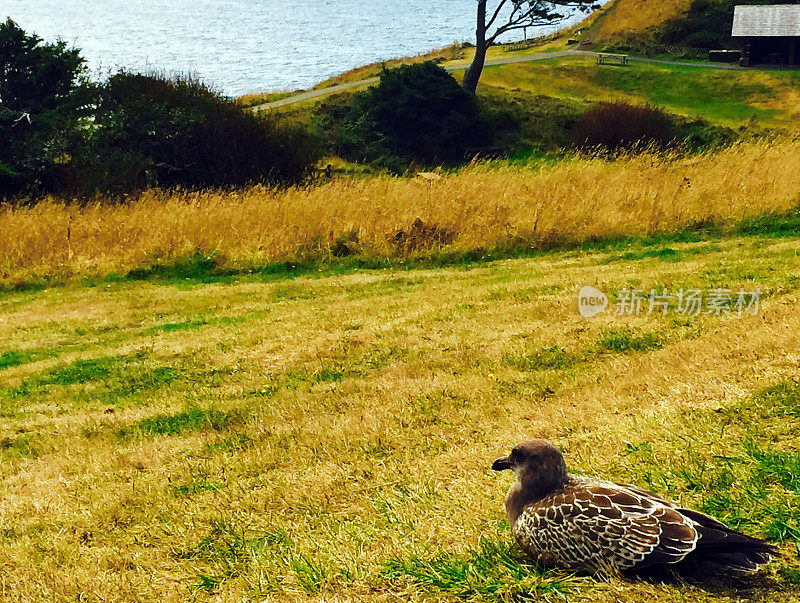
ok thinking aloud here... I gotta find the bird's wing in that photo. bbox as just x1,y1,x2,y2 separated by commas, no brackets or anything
616,482,674,507
514,480,698,572
614,483,775,569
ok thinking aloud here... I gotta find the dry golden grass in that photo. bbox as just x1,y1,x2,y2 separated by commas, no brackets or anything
590,0,692,42
3,138,800,288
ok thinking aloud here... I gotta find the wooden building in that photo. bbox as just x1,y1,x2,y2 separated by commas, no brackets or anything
732,4,800,66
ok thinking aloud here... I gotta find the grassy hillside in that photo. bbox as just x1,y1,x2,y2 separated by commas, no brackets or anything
4,8,800,600
585,0,786,52
477,55,800,128
586,0,693,46
3,138,800,290
260,56,800,154
2,202,800,600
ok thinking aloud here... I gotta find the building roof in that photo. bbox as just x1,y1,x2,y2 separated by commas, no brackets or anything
732,5,800,37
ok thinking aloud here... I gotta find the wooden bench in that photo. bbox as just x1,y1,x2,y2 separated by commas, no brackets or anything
505,40,535,52
596,53,629,66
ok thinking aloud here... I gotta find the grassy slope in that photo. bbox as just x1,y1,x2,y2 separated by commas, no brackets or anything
5,5,800,599
4,139,800,288
586,0,693,46
261,53,800,135
1,227,800,600
477,55,800,127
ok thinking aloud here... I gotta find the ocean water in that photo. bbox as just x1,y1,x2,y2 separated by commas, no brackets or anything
6,1,595,96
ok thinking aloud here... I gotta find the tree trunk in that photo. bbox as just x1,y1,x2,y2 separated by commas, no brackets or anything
462,0,488,95
462,39,488,95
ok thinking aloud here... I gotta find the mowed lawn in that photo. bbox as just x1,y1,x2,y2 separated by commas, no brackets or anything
477,56,800,128
1,232,800,601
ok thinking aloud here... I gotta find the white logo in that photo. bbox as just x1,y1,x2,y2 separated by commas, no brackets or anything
579,286,608,318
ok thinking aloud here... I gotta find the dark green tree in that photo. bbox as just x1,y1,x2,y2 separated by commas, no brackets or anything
370,62,492,163
0,18,91,196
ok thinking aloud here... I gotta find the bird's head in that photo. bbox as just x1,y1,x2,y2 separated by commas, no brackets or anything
492,439,569,497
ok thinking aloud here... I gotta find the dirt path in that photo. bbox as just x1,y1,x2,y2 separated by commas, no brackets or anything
250,49,744,112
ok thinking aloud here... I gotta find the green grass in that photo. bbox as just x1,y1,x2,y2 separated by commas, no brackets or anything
383,537,575,602
0,351,34,370
753,381,800,417
621,380,800,547
596,327,664,353
171,480,223,498
479,57,796,127
46,357,120,385
0,348,62,371
0,354,183,413
736,209,800,238
3,219,800,599
605,246,682,263
591,64,776,123
0,432,43,460
145,315,247,334
503,346,577,371
188,520,328,596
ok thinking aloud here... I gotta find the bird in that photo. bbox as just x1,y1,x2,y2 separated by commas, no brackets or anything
492,439,776,575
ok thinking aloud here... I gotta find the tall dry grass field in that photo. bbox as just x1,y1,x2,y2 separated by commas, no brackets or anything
2,138,800,288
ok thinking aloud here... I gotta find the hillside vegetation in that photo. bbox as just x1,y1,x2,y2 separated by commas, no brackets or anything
476,55,800,128
588,0,693,46
587,0,800,51
2,138,800,289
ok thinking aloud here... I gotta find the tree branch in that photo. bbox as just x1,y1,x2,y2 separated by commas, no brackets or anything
486,0,511,30
490,1,591,39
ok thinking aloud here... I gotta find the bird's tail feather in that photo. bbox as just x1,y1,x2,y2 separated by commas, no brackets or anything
683,508,777,572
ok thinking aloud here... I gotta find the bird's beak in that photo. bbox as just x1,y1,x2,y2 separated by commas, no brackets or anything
492,456,514,471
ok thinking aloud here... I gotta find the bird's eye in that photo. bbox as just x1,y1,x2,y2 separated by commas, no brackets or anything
511,447,522,459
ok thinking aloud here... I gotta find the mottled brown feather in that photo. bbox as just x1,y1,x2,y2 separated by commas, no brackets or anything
511,478,704,572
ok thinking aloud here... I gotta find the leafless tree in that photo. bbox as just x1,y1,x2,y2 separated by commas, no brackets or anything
462,0,598,93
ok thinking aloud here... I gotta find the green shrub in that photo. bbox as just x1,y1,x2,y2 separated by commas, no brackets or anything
479,89,587,151
312,93,389,167
680,117,737,151
368,62,492,164
77,72,320,193
313,62,494,168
